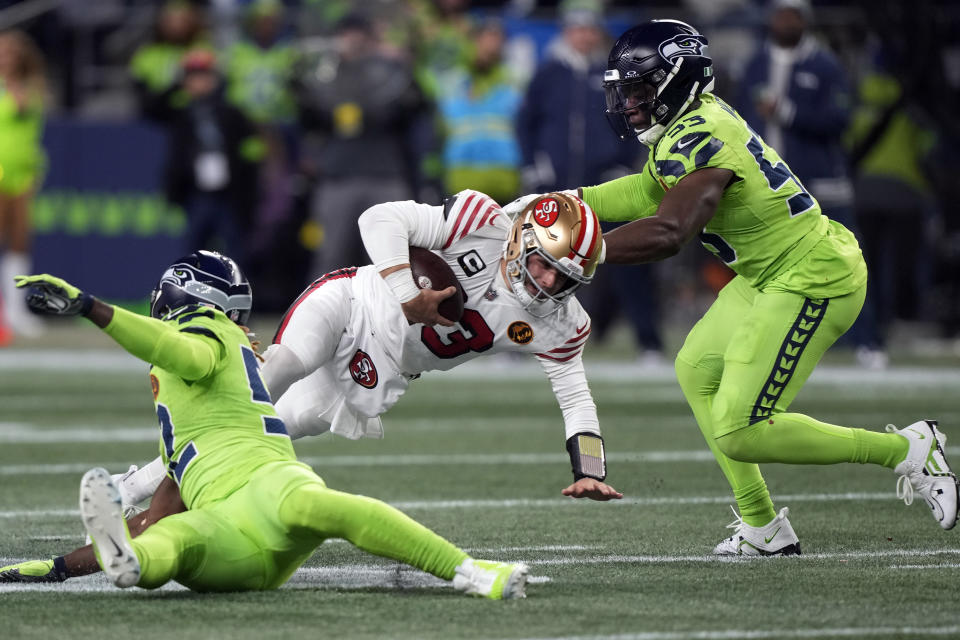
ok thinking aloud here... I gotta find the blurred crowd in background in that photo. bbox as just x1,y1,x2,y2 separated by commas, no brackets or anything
0,0,958,369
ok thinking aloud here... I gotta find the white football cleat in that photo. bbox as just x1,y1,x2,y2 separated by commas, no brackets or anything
80,467,140,588
713,506,801,556
85,466,146,545
453,558,529,600
887,420,959,530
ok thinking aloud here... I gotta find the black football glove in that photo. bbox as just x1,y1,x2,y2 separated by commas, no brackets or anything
14,274,95,317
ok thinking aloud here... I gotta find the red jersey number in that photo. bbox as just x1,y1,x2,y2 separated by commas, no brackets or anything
421,308,495,358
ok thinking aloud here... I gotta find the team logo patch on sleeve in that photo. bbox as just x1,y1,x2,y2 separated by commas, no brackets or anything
508,321,534,345
533,198,560,227
349,350,379,389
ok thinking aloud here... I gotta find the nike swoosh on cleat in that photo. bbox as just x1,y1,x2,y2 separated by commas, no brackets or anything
764,527,782,544
907,429,926,440
107,535,124,558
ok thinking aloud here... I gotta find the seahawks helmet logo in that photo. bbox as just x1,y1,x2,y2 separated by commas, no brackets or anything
160,267,195,287
658,34,708,62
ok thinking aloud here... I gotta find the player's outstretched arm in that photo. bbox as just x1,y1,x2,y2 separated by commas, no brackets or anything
591,167,733,264
0,476,186,583
15,274,219,380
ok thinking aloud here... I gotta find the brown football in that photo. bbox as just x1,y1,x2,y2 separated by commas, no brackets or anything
409,246,466,322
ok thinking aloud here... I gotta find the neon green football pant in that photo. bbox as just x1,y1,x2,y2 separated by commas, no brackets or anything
129,461,468,591
674,276,908,526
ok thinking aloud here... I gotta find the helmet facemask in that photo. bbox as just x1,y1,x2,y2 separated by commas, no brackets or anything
503,194,602,318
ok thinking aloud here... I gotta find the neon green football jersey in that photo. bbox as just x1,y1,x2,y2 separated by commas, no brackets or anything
582,93,866,298
151,305,296,509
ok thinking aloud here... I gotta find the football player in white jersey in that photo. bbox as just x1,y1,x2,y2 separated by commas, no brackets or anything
265,189,618,502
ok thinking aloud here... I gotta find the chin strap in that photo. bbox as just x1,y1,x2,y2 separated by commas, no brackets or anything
566,432,606,481
636,69,715,147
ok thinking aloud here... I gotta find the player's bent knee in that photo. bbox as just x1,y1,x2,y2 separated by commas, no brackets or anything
674,353,722,398
715,428,761,462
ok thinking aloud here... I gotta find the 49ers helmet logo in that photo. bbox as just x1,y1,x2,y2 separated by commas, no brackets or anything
533,198,559,227
349,349,379,388
507,321,534,345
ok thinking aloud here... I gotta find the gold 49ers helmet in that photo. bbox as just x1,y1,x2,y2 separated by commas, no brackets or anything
504,192,603,317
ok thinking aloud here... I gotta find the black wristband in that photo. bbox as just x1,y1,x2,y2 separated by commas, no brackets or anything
79,292,95,316
566,432,606,481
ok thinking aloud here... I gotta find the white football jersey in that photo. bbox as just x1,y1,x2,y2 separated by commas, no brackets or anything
396,190,592,375
273,190,601,442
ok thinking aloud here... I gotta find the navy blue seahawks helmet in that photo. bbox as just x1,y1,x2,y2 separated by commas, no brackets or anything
149,250,252,325
603,20,714,145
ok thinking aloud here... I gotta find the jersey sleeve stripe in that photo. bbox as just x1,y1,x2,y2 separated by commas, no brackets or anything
546,338,589,354
180,326,221,343
273,267,358,344
474,203,498,231
535,351,581,363
457,202,499,243
442,193,478,249
454,200,487,243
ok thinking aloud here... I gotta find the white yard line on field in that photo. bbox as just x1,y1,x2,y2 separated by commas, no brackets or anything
0,451,719,474
5,446,960,472
0,563,552,593
2,348,960,387
0,491,920,519
517,626,960,640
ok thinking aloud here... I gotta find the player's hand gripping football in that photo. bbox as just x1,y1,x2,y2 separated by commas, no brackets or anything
401,288,458,328
14,274,94,317
562,477,623,501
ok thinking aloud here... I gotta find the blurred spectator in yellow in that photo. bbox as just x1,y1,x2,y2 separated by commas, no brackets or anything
164,50,264,267
408,0,474,100
436,19,522,204
846,49,938,344
517,0,664,364
224,0,299,268
225,0,297,128
0,30,47,342
129,1,209,122
296,13,425,279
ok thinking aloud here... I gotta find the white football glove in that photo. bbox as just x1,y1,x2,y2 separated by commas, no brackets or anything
501,193,544,220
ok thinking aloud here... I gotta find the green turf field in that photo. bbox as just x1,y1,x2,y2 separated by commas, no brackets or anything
2,349,959,639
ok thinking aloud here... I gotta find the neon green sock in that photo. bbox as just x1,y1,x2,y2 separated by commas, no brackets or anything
718,413,909,469
675,356,776,527
734,478,778,527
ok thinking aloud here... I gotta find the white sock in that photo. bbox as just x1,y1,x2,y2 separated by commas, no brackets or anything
117,457,167,505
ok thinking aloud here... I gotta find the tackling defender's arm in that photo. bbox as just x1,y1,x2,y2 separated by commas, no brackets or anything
582,167,733,264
